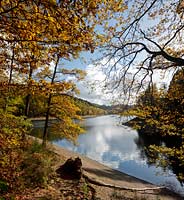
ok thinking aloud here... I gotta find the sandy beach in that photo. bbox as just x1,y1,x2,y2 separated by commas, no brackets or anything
50,141,182,200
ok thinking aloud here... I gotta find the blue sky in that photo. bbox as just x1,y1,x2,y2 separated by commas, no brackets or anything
61,50,113,105
59,1,175,105
61,49,173,105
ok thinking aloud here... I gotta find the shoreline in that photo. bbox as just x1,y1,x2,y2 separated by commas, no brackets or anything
29,114,109,121
52,142,155,186
27,135,182,199
50,141,182,199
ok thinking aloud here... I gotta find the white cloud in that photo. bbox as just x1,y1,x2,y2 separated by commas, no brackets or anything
55,115,146,169
76,61,113,105
76,59,174,105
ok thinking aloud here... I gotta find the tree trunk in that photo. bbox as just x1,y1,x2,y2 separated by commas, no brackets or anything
25,93,31,117
42,94,52,147
42,55,60,147
25,66,33,117
4,44,15,112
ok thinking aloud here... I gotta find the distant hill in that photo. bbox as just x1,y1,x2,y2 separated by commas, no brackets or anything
99,104,132,114
73,97,107,116
26,94,131,118
73,97,131,116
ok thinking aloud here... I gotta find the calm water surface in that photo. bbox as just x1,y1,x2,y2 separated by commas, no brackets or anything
33,115,184,196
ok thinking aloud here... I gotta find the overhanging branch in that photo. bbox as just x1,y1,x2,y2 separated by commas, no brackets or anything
118,42,184,67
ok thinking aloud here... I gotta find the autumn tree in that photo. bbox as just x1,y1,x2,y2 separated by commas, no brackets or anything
139,69,184,182
0,0,128,191
40,55,86,146
101,0,184,135
96,0,184,182
97,0,184,99
97,0,184,139
0,0,126,145
122,69,184,182
0,96,32,190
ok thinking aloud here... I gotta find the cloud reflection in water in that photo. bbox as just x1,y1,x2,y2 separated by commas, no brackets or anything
54,115,184,196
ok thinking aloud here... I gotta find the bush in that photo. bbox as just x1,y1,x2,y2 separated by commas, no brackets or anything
0,112,32,191
21,139,57,187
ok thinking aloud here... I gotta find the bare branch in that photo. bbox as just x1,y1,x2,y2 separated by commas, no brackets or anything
118,42,184,66
120,0,158,40
163,24,184,48
140,30,163,51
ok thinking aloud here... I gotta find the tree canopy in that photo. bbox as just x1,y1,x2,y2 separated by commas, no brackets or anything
98,0,184,98
98,0,184,183
0,0,126,142
0,0,127,190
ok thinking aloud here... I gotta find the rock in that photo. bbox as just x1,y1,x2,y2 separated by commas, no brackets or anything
56,157,82,180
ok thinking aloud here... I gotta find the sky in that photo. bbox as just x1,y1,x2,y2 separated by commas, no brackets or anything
59,1,176,106
61,51,110,105
62,51,125,105
62,50,174,105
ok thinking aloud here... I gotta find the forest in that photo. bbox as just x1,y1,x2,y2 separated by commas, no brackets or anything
0,0,184,199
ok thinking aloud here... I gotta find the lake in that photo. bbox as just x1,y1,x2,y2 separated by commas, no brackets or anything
32,115,184,196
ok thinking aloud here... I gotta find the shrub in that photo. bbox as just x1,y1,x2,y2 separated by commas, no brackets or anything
21,139,57,187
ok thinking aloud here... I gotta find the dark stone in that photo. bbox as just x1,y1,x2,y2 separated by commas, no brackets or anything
56,157,82,180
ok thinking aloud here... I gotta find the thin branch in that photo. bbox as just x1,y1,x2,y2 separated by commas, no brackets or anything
140,30,163,51
163,24,184,48
119,0,158,39
119,42,184,66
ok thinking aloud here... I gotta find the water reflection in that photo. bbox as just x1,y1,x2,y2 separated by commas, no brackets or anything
135,129,184,186
56,115,142,168
134,131,163,162
32,115,184,196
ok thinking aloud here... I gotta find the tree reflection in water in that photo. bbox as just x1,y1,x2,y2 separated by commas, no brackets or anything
134,129,184,186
